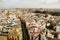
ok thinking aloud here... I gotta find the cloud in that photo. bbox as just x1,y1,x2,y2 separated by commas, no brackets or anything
0,0,60,9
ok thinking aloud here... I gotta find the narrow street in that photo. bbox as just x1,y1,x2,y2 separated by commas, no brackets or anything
20,18,30,40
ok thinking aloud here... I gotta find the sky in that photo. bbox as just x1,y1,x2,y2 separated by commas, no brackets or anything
0,0,60,9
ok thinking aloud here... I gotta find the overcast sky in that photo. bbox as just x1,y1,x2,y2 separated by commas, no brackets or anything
0,0,60,9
